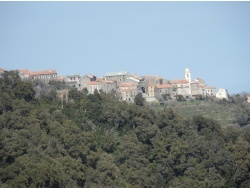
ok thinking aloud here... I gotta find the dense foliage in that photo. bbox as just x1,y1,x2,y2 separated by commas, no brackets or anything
0,71,250,187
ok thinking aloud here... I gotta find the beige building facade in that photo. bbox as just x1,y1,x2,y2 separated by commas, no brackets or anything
118,83,138,101
216,89,229,100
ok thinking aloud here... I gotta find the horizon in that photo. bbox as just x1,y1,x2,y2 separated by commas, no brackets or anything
1,2,250,94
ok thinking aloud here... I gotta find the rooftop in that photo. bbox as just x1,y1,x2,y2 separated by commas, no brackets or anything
144,75,151,79
105,71,128,77
88,81,99,85
101,80,114,84
19,69,30,75
156,84,171,89
119,83,137,87
96,77,105,82
0,68,6,72
170,79,189,84
57,76,65,81
66,75,81,78
154,75,162,80
29,70,57,76
148,83,155,87
120,89,136,92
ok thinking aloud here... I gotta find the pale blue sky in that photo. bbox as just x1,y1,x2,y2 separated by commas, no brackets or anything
0,2,250,94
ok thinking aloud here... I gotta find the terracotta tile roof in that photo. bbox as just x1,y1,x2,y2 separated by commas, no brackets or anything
154,76,162,80
119,83,137,87
170,80,188,84
88,81,99,85
0,68,6,72
148,83,155,87
101,80,114,84
130,74,142,80
29,70,57,76
57,76,65,81
156,84,171,89
19,69,30,75
121,89,135,92
199,84,205,88
96,77,104,82
144,75,151,79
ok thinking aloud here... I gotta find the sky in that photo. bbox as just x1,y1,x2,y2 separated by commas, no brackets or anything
0,2,250,94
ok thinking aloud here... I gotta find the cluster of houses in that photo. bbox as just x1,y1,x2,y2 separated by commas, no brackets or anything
0,67,230,102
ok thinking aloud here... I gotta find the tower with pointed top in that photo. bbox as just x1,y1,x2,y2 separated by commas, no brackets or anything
185,68,192,95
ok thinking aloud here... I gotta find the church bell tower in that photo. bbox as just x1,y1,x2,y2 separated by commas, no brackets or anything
185,68,191,83
185,68,191,95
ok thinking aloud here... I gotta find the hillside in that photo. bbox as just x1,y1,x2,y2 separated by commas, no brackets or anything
0,71,250,187
147,96,250,128
167,100,250,127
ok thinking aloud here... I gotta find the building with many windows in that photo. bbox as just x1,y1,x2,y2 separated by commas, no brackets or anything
29,70,57,82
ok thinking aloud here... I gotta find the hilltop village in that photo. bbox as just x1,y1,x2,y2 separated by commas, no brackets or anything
0,68,229,102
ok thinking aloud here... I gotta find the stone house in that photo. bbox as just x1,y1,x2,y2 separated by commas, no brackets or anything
118,83,138,102
65,75,81,90
126,74,143,85
191,81,206,96
87,81,100,94
29,70,57,82
155,84,172,95
190,81,200,96
80,74,96,90
191,78,216,97
170,79,190,96
105,71,128,83
205,86,216,96
147,83,155,97
99,80,117,93
143,75,165,94
198,84,206,96
18,69,58,83
154,84,172,100
154,76,163,85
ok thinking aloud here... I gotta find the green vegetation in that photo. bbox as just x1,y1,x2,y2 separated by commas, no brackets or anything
0,71,250,187
154,97,250,128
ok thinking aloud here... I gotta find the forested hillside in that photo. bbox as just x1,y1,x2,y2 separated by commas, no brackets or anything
0,71,250,188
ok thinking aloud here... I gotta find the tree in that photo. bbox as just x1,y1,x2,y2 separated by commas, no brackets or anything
175,94,186,102
134,92,145,106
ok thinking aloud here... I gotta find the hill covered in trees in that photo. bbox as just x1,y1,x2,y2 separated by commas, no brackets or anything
0,71,250,187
